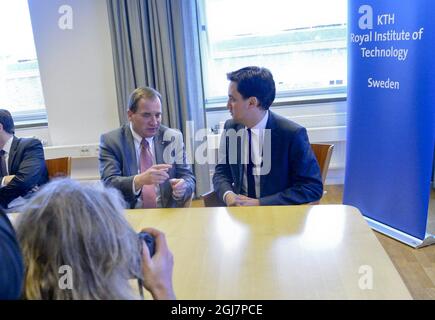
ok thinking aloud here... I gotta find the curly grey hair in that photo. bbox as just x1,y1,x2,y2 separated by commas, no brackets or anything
15,178,142,299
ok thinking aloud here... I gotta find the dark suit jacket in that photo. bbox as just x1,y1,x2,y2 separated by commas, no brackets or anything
0,137,49,209
0,211,24,299
213,111,323,205
99,124,195,208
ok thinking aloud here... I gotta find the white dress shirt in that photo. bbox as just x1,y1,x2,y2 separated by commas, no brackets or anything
223,111,269,202
130,123,163,208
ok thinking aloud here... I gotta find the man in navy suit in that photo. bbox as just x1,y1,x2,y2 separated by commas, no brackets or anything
99,87,195,209
213,67,323,206
0,208,24,299
0,109,48,209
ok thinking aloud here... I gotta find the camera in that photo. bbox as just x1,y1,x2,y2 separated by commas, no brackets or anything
137,231,156,298
138,231,156,257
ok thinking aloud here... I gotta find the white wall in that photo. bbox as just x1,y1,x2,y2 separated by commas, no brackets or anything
27,0,119,145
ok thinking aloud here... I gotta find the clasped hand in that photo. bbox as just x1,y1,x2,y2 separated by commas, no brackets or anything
225,193,260,206
169,178,187,199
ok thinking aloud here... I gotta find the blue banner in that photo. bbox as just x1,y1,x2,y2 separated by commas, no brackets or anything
344,0,435,241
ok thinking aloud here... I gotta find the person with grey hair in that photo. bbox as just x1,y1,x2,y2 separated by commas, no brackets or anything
99,87,195,209
0,109,48,209
15,178,175,300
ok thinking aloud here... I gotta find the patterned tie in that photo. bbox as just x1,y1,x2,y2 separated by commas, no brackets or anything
140,139,157,208
0,150,7,178
246,129,256,198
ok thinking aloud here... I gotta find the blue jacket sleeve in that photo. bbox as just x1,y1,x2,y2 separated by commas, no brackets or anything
0,213,24,299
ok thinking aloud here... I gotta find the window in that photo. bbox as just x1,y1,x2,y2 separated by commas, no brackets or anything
198,0,347,107
0,0,46,125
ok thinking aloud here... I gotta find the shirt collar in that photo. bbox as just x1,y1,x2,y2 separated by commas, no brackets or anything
250,110,269,131
129,122,154,146
2,136,13,154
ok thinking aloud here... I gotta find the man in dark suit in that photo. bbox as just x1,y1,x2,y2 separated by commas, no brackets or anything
0,109,48,209
0,208,24,299
213,66,323,206
99,87,195,208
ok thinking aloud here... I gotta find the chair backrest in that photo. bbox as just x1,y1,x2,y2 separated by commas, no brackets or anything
202,190,225,207
310,143,334,184
45,157,72,179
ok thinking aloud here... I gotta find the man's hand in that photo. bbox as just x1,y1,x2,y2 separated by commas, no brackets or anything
3,175,15,186
225,192,259,206
224,191,238,206
134,164,172,190
226,194,260,207
141,228,176,300
234,194,260,206
169,179,187,199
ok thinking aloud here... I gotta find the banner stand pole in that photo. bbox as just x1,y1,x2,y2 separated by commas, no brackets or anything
365,217,435,248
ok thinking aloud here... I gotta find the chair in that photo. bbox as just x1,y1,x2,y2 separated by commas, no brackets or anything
45,157,72,179
201,143,334,207
309,143,334,204
201,190,225,207
310,143,334,185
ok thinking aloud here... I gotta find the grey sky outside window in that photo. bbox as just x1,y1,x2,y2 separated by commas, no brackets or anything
198,0,348,107
0,0,46,124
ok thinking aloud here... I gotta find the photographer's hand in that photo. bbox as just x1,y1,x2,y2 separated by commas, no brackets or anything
141,227,176,300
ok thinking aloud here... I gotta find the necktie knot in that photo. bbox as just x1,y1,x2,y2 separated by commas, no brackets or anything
141,138,149,149
0,150,5,157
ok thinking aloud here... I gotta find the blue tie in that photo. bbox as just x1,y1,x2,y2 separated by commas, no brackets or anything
246,129,256,198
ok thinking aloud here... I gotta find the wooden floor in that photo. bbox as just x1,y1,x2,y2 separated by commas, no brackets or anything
193,185,435,300
320,185,435,300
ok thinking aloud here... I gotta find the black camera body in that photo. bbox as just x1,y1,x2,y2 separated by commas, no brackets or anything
138,231,156,257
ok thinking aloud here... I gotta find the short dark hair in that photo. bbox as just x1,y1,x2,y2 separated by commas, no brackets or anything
127,87,162,113
227,66,276,110
0,109,15,134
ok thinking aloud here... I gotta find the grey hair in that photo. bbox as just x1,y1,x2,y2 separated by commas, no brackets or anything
15,178,142,300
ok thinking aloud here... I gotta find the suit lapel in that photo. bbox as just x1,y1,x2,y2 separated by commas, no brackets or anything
154,127,172,208
7,137,19,172
237,128,244,192
122,125,138,176
230,123,244,193
260,112,278,198
154,127,166,165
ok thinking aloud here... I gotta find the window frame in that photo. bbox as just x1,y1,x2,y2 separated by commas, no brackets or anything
196,0,348,111
0,0,48,127
12,109,48,128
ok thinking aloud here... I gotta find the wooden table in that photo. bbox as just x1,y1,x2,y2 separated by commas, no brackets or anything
126,205,412,300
